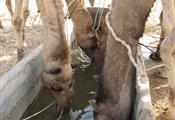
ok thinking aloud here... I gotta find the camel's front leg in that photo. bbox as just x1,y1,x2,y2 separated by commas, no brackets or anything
12,0,25,60
89,0,94,7
160,28,175,120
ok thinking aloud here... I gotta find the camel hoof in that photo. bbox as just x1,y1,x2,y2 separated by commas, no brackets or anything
17,48,25,61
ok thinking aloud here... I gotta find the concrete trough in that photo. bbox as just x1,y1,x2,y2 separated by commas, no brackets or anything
0,44,153,120
0,45,44,120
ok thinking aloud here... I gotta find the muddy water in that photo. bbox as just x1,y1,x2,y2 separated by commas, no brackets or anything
21,48,97,120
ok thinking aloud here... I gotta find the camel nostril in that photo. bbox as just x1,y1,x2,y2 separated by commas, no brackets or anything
51,86,63,92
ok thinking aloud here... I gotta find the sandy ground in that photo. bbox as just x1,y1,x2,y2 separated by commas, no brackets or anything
0,0,168,119
0,0,43,76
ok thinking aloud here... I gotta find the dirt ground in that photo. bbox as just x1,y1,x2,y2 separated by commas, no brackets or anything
0,0,43,76
0,0,168,120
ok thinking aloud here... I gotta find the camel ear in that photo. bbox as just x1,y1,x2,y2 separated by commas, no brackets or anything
90,100,100,113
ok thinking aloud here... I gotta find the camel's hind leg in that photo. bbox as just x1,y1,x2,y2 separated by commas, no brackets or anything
6,0,13,17
160,28,175,120
12,0,29,60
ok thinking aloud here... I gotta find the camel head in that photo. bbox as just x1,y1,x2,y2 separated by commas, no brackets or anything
75,28,99,60
42,61,73,113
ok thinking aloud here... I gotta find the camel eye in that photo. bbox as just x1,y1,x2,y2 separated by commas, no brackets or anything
49,67,62,74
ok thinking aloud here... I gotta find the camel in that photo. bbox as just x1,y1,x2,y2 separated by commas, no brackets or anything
64,0,109,73
160,27,175,120
65,0,99,60
92,0,156,119
150,0,175,61
35,0,73,113
158,0,175,119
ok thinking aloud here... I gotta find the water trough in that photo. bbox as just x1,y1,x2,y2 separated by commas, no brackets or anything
0,43,153,120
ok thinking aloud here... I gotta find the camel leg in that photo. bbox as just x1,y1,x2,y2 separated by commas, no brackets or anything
89,0,94,7
6,0,13,17
22,0,30,47
160,28,175,120
12,0,26,60
36,0,72,113
0,19,3,29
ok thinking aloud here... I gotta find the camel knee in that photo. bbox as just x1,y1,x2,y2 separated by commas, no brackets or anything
12,16,23,30
12,16,25,50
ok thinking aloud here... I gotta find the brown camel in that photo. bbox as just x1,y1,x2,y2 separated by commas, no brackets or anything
92,0,156,119
36,0,73,113
159,0,175,119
